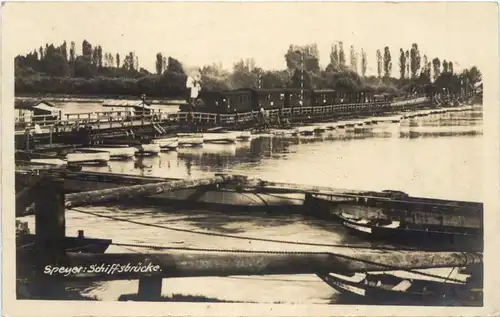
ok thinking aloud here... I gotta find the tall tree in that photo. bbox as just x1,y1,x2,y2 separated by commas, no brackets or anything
448,61,454,74
442,59,449,73
329,44,339,70
410,43,421,78
349,45,358,73
60,41,68,61
116,53,120,68
338,42,346,68
399,49,406,79
360,48,367,77
69,41,76,64
376,49,382,78
92,48,99,65
156,53,164,74
432,58,441,80
39,46,44,60
421,55,428,76
465,66,482,85
285,44,320,73
97,46,103,68
405,50,410,78
167,56,185,74
383,46,392,78
82,40,92,59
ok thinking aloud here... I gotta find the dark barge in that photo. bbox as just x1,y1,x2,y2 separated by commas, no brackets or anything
305,192,483,251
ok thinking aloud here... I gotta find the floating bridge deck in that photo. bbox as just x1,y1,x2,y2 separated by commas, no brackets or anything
15,97,439,148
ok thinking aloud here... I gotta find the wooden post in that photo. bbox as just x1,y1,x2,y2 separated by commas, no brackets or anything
49,126,53,146
32,177,66,299
25,128,30,151
137,277,162,300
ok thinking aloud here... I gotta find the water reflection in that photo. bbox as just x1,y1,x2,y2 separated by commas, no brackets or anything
83,108,483,201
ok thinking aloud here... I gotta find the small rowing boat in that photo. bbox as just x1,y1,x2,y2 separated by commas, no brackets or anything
66,151,110,165
152,137,179,150
334,212,482,251
79,147,137,159
203,132,238,144
317,271,481,305
177,133,204,147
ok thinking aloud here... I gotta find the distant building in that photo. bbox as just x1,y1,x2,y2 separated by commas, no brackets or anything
15,99,63,123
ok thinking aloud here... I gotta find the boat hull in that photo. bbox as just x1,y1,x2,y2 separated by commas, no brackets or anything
203,132,237,144
79,147,137,159
318,272,481,306
66,152,110,164
334,213,482,251
17,234,112,254
152,137,179,150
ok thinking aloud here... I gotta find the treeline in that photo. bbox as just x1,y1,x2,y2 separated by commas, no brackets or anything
15,40,482,98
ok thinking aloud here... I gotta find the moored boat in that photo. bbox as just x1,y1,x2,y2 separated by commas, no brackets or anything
18,234,112,254
135,143,161,156
29,158,67,167
333,212,482,251
79,147,137,159
317,271,481,305
292,126,316,136
152,137,179,150
177,133,204,147
66,151,110,165
203,132,238,144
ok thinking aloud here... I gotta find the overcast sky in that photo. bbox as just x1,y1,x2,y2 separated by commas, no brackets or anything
4,1,496,76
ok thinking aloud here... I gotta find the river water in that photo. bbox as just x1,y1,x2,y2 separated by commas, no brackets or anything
20,105,483,304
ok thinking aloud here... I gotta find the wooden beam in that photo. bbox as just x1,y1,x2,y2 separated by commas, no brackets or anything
65,174,248,208
59,251,482,281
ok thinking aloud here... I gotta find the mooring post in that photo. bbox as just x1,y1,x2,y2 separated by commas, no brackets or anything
137,276,163,300
24,127,30,151
49,126,53,146
32,177,66,299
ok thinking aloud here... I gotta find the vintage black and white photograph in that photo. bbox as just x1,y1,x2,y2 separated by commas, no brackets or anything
3,1,498,316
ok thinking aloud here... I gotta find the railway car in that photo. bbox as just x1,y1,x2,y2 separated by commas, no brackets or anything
312,89,336,106
239,88,286,111
196,90,254,114
285,88,313,108
335,90,356,104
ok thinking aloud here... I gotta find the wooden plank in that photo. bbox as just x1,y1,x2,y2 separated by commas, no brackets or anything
59,251,482,281
65,174,248,208
243,179,482,208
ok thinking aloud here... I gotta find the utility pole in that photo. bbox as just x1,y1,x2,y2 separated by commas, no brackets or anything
141,94,146,126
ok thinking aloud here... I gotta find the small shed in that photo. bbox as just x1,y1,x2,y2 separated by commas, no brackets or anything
15,99,63,123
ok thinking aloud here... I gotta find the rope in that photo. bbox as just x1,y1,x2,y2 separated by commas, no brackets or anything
68,207,480,283
69,207,424,251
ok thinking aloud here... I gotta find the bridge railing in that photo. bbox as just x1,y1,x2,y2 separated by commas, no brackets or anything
15,97,434,132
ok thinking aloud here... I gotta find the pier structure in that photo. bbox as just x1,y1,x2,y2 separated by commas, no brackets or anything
16,172,483,301
15,95,444,149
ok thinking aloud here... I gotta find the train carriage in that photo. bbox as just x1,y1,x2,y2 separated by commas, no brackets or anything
197,90,253,114
285,88,313,108
239,88,286,111
312,89,336,106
